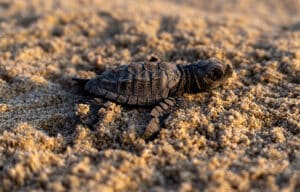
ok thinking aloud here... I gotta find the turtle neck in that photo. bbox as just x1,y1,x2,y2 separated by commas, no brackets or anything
182,64,202,94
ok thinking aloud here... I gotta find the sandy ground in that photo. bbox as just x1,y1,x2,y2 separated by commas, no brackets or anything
0,0,300,191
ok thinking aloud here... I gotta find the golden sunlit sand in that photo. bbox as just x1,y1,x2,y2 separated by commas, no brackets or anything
0,0,299,191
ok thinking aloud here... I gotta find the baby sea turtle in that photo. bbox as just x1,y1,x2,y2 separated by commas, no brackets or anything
73,57,233,139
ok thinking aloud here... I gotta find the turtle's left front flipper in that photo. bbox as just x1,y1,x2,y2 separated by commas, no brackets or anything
143,97,177,140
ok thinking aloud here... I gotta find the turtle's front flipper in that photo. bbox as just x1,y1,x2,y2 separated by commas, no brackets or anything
147,54,161,62
143,97,176,140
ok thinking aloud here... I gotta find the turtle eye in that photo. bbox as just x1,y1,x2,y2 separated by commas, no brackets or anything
208,68,223,81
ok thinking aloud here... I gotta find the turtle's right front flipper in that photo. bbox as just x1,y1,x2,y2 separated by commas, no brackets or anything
143,97,177,140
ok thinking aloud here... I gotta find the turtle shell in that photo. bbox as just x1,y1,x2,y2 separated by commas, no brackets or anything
84,61,181,106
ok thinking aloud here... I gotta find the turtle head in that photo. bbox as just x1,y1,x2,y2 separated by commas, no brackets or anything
185,59,233,93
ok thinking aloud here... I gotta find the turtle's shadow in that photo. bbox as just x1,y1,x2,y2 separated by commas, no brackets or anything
0,66,78,138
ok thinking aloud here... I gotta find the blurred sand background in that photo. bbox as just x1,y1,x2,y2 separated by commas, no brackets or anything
0,0,300,191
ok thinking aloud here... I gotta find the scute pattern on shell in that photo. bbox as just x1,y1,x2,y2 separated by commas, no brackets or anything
84,61,181,106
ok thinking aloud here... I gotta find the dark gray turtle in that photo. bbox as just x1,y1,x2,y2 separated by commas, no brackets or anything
73,57,233,139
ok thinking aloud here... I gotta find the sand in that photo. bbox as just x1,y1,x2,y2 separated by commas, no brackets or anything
0,0,300,191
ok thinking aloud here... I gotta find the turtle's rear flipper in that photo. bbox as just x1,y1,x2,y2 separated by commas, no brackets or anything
72,78,92,96
72,78,89,87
